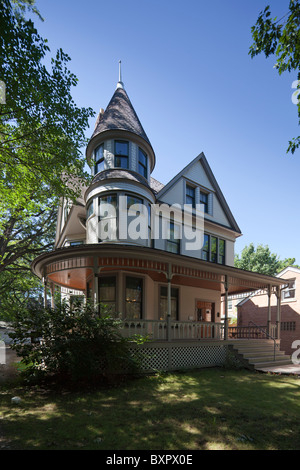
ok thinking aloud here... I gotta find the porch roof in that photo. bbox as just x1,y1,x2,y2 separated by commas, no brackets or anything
31,243,285,295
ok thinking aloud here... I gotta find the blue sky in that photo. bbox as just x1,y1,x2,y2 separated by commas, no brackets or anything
35,0,300,263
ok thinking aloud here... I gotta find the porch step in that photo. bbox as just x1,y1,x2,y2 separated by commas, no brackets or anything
229,339,293,371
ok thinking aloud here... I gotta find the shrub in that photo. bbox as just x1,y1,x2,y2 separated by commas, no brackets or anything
9,301,143,384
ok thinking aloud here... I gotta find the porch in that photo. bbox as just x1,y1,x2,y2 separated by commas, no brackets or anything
32,245,286,335
119,318,293,372
31,243,287,373
121,320,292,373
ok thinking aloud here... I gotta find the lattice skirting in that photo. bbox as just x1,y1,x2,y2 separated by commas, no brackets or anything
129,341,228,372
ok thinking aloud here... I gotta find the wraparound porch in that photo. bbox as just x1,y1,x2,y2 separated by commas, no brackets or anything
31,243,286,345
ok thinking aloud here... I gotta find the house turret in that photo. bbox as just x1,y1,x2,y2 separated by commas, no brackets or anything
84,65,156,246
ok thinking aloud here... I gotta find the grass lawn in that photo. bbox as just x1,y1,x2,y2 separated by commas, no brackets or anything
1,367,300,450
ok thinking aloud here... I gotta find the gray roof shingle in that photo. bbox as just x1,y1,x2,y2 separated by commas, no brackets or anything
91,87,151,146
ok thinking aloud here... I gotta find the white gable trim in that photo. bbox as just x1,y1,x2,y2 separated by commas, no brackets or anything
276,266,300,277
157,152,241,234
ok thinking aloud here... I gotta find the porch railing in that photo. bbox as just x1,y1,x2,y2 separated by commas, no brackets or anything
228,323,277,339
119,319,224,341
119,319,279,343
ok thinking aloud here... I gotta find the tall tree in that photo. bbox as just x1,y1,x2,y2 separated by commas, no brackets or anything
249,0,300,154
10,0,44,22
0,0,94,282
234,243,300,276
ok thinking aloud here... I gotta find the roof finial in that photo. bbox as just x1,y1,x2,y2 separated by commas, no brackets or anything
117,60,124,89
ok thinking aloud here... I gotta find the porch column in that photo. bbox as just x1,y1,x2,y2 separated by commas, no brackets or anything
267,285,272,336
167,263,172,342
276,285,281,340
93,257,99,307
224,275,229,340
43,277,47,308
50,282,54,308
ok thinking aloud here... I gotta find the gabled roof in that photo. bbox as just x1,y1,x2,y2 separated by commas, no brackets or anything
91,87,151,146
276,266,300,277
157,152,242,234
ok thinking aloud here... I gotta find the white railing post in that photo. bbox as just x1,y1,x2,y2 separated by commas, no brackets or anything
224,275,229,340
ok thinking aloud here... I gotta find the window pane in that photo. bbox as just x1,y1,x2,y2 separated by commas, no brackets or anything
139,149,147,166
115,155,128,169
211,237,217,263
160,287,178,321
95,144,104,174
99,194,117,213
138,162,147,178
99,276,116,315
95,144,104,160
138,149,148,178
127,196,143,209
115,141,128,155
186,185,195,197
202,234,209,260
166,241,180,254
186,185,195,208
200,192,208,213
99,277,116,301
87,201,93,218
166,222,180,253
219,239,225,264
125,277,143,319
282,281,296,299
95,159,104,173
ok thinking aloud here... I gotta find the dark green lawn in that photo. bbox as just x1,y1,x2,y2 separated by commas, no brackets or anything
1,368,300,450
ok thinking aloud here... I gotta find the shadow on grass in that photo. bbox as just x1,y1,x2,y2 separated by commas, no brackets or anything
1,368,300,450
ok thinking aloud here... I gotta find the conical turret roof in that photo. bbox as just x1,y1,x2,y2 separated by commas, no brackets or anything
91,87,151,146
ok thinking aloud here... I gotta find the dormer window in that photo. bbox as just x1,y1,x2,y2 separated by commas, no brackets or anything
95,144,104,174
138,148,148,178
115,141,129,169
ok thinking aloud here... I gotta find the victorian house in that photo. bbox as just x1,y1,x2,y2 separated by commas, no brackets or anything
31,71,290,371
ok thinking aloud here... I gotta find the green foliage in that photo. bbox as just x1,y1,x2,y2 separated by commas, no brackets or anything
9,302,143,383
234,242,300,276
0,0,94,277
0,268,43,321
249,1,300,154
10,0,44,22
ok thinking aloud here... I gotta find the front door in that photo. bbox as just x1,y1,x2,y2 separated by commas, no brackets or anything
196,301,215,321
196,301,216,338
